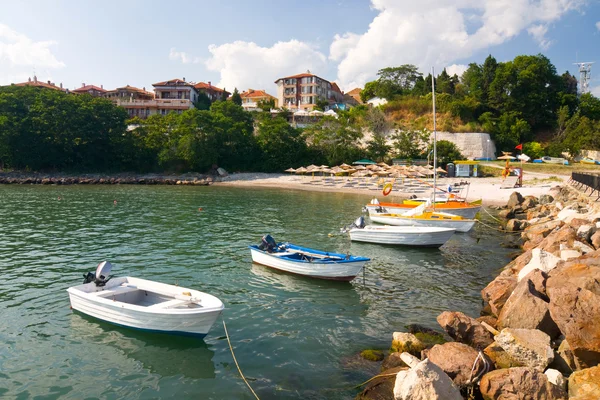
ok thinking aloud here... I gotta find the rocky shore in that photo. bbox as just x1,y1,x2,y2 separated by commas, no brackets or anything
356,184,600,399
0,172,212,185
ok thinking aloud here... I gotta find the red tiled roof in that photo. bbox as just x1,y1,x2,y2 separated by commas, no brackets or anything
194,82,230,95
240,89,275,99
274,72,330,84
331,82,342,94
72,85,107,93
15,78,65,91
346,87,363,103
113,85,153,95
152,78,192,87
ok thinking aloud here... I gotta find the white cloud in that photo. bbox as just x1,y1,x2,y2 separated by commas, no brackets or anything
205,40,327,93
592,85,600,98
527,24,553,49
0,24,65,85
168,47,202,64
331,0,586,89
596,21,600,31
446,64,468,78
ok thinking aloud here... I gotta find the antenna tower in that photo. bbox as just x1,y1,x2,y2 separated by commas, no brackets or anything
574,62,594,95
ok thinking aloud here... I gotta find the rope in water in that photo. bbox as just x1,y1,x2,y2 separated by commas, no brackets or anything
354,372,399,389
222,319,261,400
481,206,502,223
476,219,522,235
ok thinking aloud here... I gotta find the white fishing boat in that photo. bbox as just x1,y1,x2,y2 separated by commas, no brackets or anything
364,198,481,219
368,209,476,233
541,156,567,164
248,235,369,281
348,217,455,247
67,262,224,338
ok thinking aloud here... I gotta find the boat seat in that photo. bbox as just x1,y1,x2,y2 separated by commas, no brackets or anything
94,285,139,297
147,298,199,309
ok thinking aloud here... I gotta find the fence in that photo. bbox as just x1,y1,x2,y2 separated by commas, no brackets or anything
570,172,600,200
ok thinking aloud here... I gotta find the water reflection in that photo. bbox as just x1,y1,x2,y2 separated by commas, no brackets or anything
69,313,216,379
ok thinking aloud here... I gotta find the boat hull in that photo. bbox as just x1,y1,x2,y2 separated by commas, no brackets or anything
249,248,367,281
369,213,476,233
67,277,224,337
349,226,455,247
366,203,481,219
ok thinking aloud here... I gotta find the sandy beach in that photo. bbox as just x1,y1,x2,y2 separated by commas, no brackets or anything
214,172,568,206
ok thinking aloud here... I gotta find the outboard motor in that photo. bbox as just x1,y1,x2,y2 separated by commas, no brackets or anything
259,234,278,253
353,216,366,229
82,261,113,286
370,198,380,205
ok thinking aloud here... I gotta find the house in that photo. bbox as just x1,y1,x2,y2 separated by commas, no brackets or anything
105,85,156,119
274,70,338,111
12,76,66,91
239,89,278,111
194,81,230,102
71,84,107,97
346,88,363,104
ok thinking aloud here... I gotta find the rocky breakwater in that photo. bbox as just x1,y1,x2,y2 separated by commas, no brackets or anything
0,172,212,186
356,185,600,400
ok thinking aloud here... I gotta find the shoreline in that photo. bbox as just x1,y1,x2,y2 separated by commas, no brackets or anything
0,171,566,206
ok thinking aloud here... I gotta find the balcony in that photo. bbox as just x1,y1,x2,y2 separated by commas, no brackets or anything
116,99,193,109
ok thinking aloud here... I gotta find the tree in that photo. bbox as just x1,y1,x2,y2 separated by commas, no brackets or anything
315,98,329,111
303,113,363,165
579,93,600,121
257,98,275,112
376,65,422,99
428,140,463,166
360,81,380,103
194,92,212,110
390,129,429,159
255,116,308,171
231,88,242,106
480,111,531,151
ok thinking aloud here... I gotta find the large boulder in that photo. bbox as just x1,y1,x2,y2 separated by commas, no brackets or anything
546,263,600,369
484,342,524,369
590,230,600,250
494,328,554,371
538,226,577,255
517,248,562,281
436,311,494,350
522,196,539,211
576,224,596,242
479,367,567,400
391,332,426,357
523,220,563,241
568,365,600,399
507,192,525,209
497,270,560,338
393,358,462,400
481,274,518,317
423,342,489,387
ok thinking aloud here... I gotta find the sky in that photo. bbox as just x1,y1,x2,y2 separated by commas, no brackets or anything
1,0,599,97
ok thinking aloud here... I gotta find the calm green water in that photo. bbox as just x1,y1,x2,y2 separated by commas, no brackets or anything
0,185,512,399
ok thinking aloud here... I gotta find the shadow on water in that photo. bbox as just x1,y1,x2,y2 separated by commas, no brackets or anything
69,312,216,379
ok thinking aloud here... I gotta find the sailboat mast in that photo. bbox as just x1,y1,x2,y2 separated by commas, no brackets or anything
432,67,437,206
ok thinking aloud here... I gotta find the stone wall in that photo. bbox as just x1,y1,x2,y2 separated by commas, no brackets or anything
435,132,496,160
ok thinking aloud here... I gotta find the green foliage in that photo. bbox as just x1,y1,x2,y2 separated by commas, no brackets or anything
303,114,363,166
360,349,384,362
257,98,275,112
255,116,308,171
428,140,464,166
523,142,544,159
231,88,242,106
194,92,212,110
561,114,600,157
366,134,391,162
390,129,429,159
360,80,379,103
579,93,600,121
479,111,531,151
314,98,329,111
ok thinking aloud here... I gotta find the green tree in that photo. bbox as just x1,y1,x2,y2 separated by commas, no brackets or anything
522,142,544,159
303,113,363,165
257,98,275,112
360,80,379,103
579,93,600,121
194,92,212,110
376,65,422,99
390,129,429,159
255,116,307,171
428,140,463,166
315,98,329,111
231,88,242,106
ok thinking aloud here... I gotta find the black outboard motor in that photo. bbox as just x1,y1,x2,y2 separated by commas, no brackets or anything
83,261,113,286
353,216,366,229
259,234,278,252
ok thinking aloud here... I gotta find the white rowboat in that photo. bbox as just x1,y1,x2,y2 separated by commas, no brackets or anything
67,263,224,338
349,225,456,247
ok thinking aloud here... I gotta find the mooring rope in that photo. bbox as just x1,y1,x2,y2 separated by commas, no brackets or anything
222,319,261,400
475,219,522,235
481,206,502,223
354,372,399,389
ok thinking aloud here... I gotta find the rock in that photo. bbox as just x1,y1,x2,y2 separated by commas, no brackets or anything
557,208,585,224
393,358,462,400
544,368,566,392
522,196,539,210
499,208,515,219
481,274,518,317
506,219,521,231
484,342,523,369
507,249,533,275
382,352,407,371
568,365,600,399
356,366,407,400
476,315,498,329
546,263,600,369
497,270,560,338
391,332,425,356
590,231,600,250
577,224,596,242
437,311,494,350
494,328,554,371
539,194,554,204
479,367,567,400
423,342,489,387
523,220,564,241
539,226,577,255
517,248,562,281
573,240,595,254
507,192,525,209
361,350,385,361
560,249,582,260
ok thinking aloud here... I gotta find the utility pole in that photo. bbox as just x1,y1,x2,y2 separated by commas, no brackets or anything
573,62,594,95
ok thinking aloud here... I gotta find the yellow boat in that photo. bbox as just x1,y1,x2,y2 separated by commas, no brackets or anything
368,210,476,233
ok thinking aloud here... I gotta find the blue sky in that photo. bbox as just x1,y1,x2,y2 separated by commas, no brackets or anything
1,0,599,96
